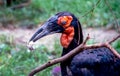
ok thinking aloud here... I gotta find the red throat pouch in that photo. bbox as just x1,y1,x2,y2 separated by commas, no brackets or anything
60,26,74,48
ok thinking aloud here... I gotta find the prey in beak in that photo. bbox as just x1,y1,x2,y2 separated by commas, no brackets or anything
27,16,64,50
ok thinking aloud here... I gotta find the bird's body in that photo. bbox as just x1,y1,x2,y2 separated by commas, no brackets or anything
70,47,120,76
29,12,120,76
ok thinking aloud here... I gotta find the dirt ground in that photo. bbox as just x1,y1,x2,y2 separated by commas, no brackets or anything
0,28,119,50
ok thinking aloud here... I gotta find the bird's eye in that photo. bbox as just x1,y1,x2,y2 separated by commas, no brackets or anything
61,20,66,25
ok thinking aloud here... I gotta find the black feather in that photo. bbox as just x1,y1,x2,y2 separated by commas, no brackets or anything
70,47,120,76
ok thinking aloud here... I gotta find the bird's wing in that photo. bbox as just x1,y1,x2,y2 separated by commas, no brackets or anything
70,47,120,76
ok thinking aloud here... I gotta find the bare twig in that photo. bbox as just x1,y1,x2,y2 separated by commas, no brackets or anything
108,34,120,44
105,43,120,58
83,34,90,45
105,0,120,32
84,34,120,58
28,34,120,76
81,0,101,18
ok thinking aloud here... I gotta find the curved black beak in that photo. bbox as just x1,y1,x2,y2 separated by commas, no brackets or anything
29,21,64,42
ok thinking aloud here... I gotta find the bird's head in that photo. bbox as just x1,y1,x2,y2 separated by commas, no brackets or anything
28,12,83,49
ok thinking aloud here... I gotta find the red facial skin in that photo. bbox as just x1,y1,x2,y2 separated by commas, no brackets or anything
57,16,74,48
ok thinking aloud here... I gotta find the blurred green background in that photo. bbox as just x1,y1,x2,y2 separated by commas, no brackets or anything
0,0,120,76
0,0,120,28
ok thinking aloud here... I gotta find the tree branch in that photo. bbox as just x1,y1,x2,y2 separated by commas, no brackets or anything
28,34,89,76
28,34,120,76
108,34,120,44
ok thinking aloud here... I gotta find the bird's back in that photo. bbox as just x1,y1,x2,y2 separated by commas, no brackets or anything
70,47,120,76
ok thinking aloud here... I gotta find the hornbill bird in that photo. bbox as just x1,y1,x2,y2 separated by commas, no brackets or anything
29,12,120,76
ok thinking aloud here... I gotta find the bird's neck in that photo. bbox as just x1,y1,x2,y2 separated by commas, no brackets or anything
62,20,83,55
